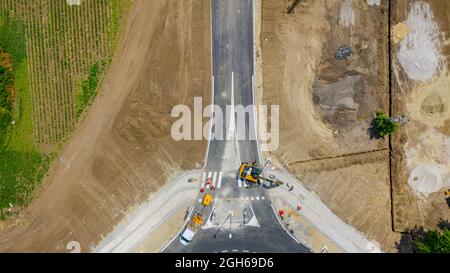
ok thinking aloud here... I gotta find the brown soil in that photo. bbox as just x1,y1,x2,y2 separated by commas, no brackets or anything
0,0,211,252
0,51,13,71
132,207,186,253
259,0,398,251
289,150,400,252
0,51,15,99
391,0,450,232
260,0,388,164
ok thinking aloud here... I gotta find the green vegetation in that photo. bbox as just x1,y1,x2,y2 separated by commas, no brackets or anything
75,61,106,117
415,227,450,253
75,0,133,118
0,1,132,220
0,65,13,143
0,14,50,219
373,111,398,138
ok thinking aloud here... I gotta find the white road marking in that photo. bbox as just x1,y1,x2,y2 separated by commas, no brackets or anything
201,172,206,189
206,172,212,188
203,76,215,168
252,75,262,164
238,179,242,188
251,197,254,201
217,172,223,188
212,172,218,187
256,196,260,200
261,196,265,200
198,199,202,203
227,72,236,141
245,197,249,201
222,250,228,253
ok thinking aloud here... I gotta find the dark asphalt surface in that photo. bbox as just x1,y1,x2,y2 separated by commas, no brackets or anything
163,0,310,253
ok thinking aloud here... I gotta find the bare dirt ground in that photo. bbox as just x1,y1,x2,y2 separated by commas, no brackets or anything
132,207,186,253
288,150,400,252
0,0,210,252
258,0,400,251
260,0,388,164
391,0,450,232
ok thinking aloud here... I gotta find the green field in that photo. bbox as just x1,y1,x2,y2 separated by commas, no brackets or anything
0,0,131,219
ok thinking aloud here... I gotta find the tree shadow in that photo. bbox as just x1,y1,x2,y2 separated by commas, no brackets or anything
367,118,382,140
395,219,450,253
395,232,415,253
438,219,450,230
395,225,427,253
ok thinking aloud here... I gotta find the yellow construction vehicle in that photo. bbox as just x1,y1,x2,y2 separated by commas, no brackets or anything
180,211,205,245
202,193,213,207
238,162,261,183
237,161,284,187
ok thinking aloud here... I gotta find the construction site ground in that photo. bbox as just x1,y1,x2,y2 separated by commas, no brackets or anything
390,0,450,233
271,198,343,253
0,0,210,252
132,207,186,253
258,0,399,251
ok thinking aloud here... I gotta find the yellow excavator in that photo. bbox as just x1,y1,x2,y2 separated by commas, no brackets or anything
237,161,283,187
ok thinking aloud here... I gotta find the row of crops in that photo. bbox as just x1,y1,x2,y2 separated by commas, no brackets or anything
0,0,131,217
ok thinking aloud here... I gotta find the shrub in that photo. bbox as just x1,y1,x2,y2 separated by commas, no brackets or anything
415,228,450,253
373,111,398,137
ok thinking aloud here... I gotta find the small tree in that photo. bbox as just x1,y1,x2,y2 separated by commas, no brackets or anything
373,111,398,138
415,228,450,253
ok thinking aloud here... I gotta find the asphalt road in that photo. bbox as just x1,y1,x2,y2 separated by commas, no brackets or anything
163,0,309,253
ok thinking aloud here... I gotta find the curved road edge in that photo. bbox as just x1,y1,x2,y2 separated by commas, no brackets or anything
266,168,383,253
92,170,201,253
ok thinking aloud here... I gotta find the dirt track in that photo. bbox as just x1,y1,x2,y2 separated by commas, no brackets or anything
0,0,210,252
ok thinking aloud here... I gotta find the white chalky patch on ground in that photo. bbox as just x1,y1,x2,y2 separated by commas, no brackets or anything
366,241,382,253
398,1,445,82
408,163,446,197
366,0,381,6
339,0,355,27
